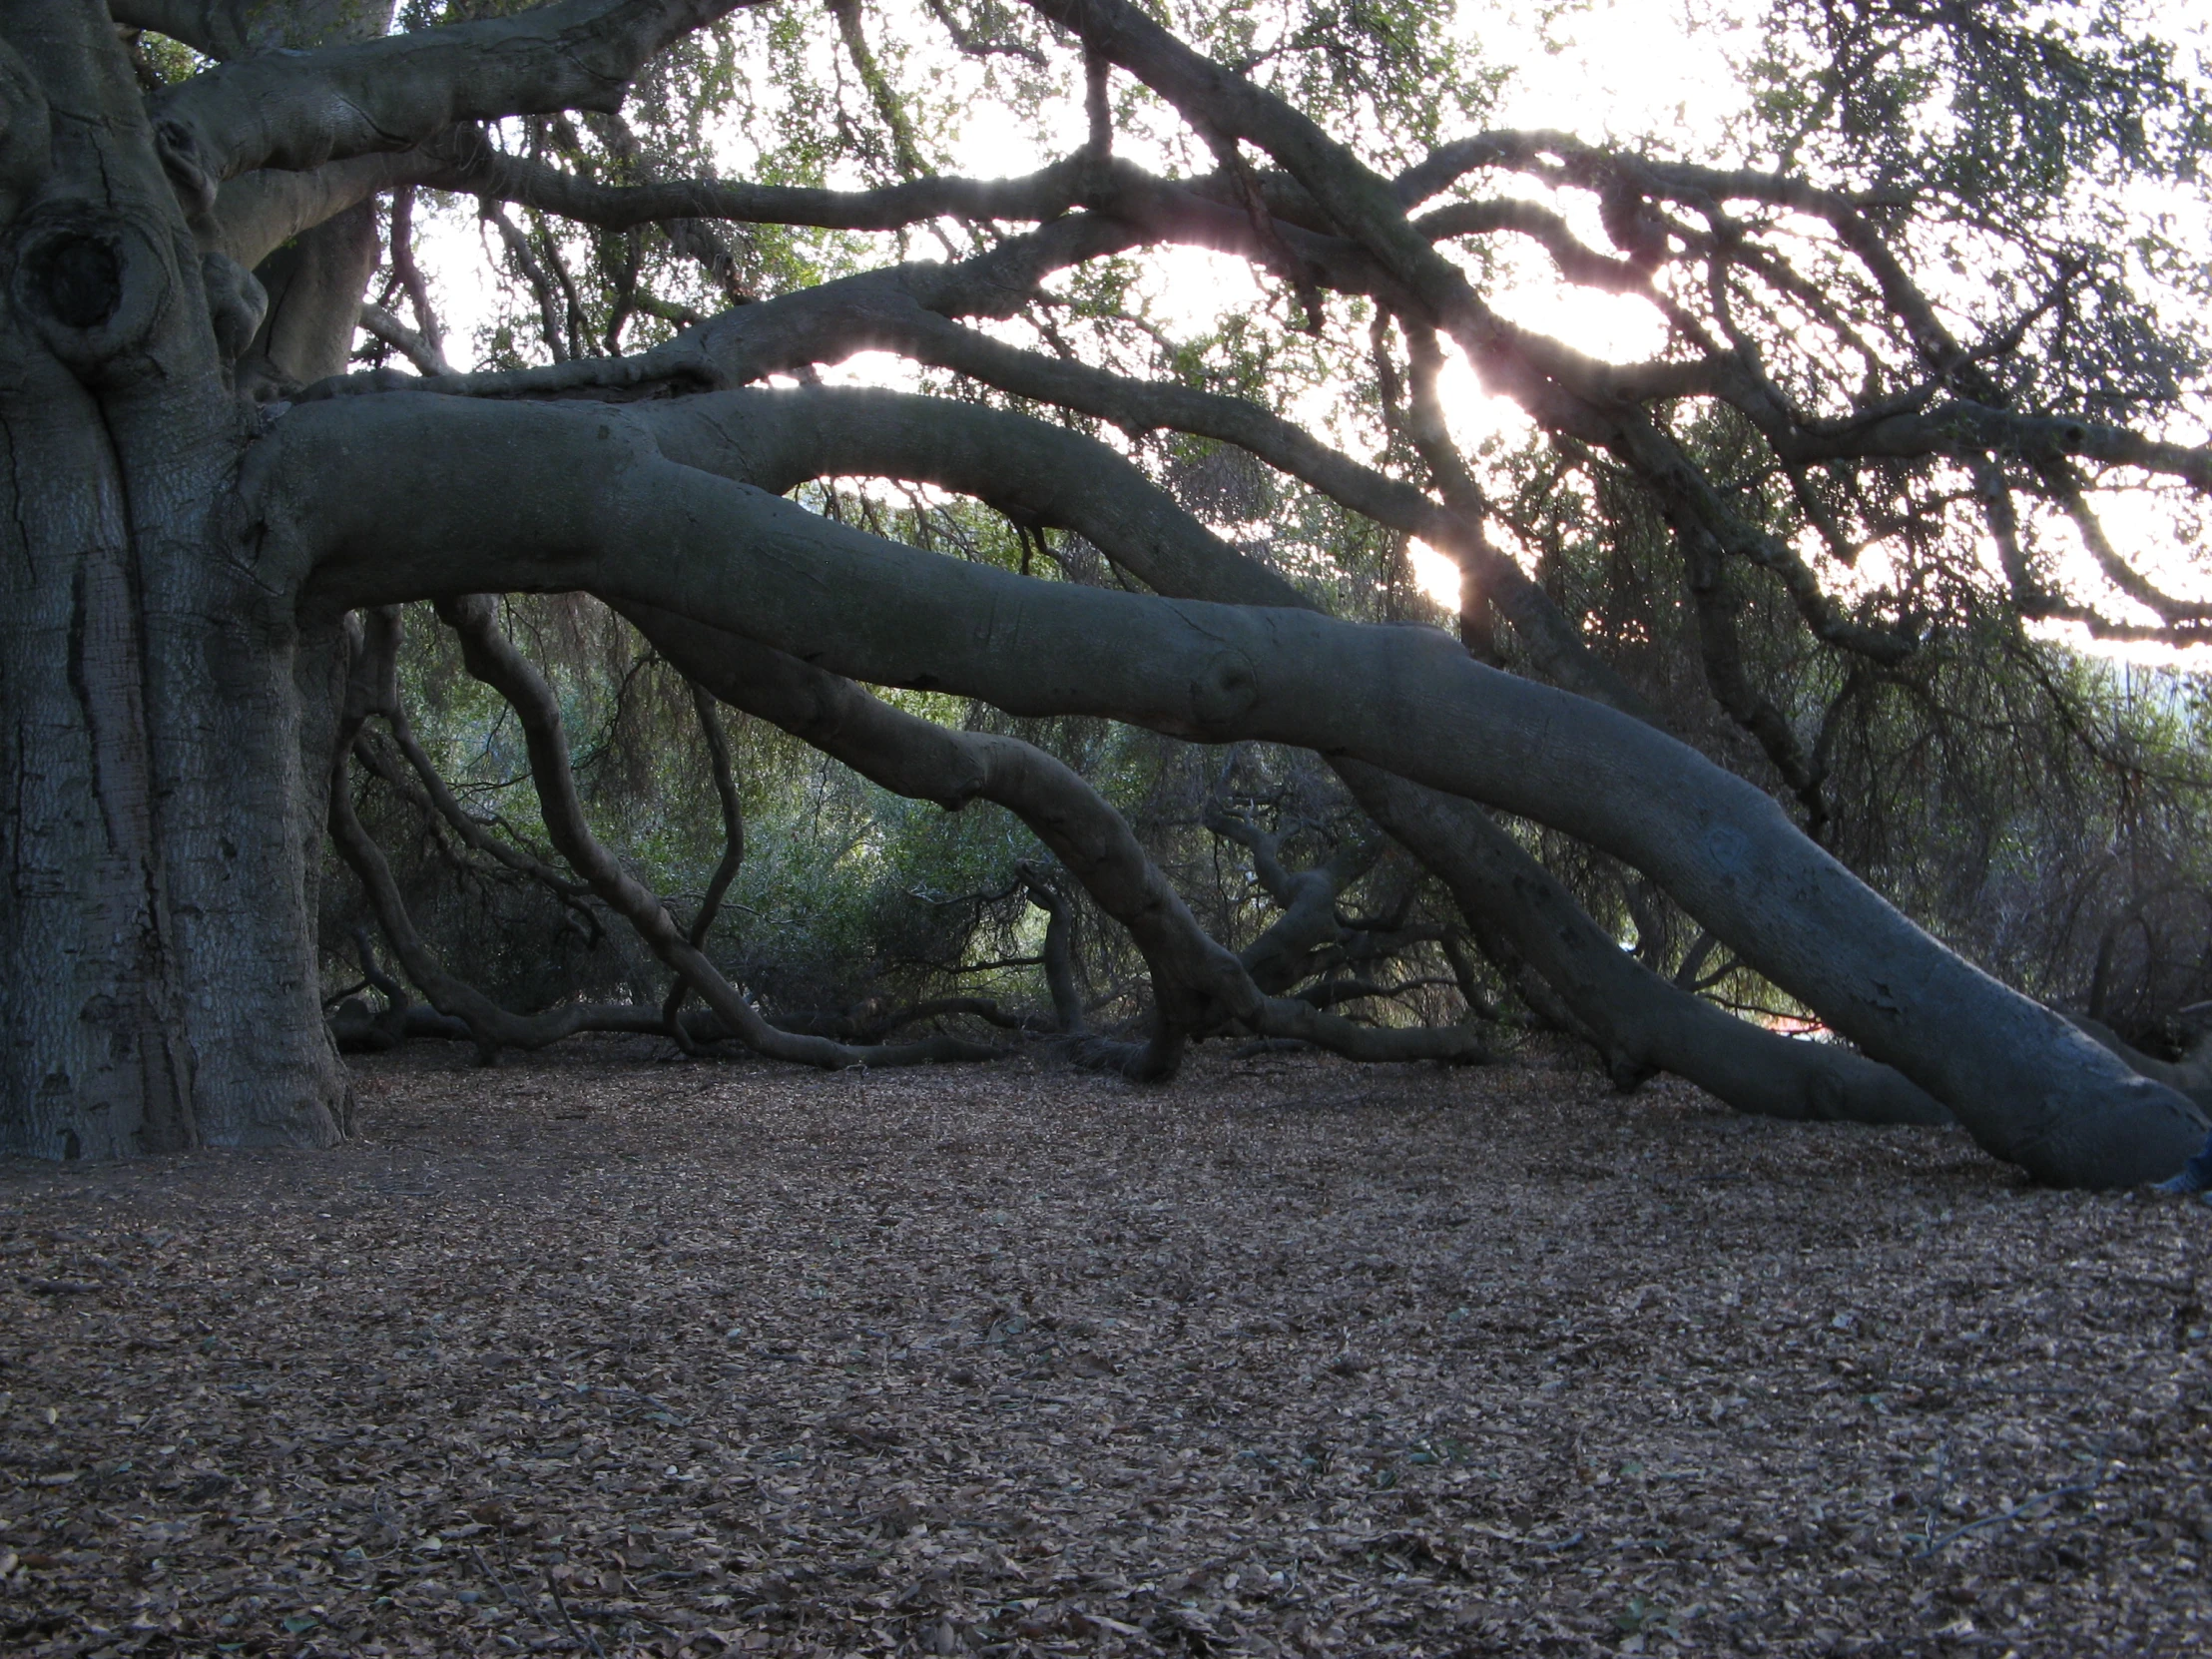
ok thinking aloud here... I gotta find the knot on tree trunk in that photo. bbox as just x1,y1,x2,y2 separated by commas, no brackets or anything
5,202,178,384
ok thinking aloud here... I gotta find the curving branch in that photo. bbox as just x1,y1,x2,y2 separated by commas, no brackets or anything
1413,196,1651,292
1205,807,1380,996
600,383,1955,1122
428,130,1095,234
660,681,745,1045
212,1,2204,661
1792,400,2212,493
739,320,1645,714
656,383,1949,1126
618,603,1487,1071
211,150,425,271
257,390,2190,1178
350,609,594,906
297,208,1143,400
151,0,762,188
432,594,998,1070
1017,866,1089,1035
358,301,449,376
326,614,608,1060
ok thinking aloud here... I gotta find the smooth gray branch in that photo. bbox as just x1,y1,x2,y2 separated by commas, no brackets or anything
248,389,2199,1183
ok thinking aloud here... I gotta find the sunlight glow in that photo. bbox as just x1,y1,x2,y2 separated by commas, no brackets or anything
1406,540,1463,610
383,0,2210,670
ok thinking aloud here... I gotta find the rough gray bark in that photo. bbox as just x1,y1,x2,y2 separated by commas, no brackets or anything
0,3,345,1157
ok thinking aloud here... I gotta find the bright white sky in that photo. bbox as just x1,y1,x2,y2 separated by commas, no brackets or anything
409,0,2211,663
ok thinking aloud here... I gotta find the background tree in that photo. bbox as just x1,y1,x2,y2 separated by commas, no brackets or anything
2,0,2208,1182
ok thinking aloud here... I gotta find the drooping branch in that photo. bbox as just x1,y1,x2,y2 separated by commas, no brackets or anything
662,353,1647,719
1016,865,1089,1035
655,384,1949,1125
1205,807,1380,996
260,389,2195,1181
326,617,607,1060
660,681,745,1043
432,594,998,1070
1678,517,1834,831
682,683,746,952
1332,763,1948,1122
328,608,737,1056
482,200,573,363
618,603,1487,1070
349,609,595,909
603,384,1940,1120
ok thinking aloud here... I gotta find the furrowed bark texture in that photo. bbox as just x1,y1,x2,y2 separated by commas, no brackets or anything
0,3,345,1158
255,389,2197,1184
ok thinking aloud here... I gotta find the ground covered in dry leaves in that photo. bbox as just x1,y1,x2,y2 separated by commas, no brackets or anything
5,1041,2212,1658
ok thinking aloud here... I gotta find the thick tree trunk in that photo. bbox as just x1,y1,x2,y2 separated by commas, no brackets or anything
0,327,198,1157
0,2,346,1158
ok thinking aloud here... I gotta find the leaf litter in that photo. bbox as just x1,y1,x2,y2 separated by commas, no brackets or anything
2,1039,2209,1656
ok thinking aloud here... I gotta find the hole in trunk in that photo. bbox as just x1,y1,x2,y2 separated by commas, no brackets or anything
31,236,123,330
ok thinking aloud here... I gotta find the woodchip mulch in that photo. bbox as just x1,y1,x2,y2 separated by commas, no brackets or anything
4,1039,2210,1658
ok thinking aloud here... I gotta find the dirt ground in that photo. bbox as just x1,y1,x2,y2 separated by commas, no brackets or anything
4,1041,2211,1658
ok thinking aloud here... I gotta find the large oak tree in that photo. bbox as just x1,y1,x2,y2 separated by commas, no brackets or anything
3,0,2208,1184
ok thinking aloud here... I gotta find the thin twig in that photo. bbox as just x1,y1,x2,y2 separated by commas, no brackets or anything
1915,1481,2096,1558
470,1544,524,1608
545,1567,606,1658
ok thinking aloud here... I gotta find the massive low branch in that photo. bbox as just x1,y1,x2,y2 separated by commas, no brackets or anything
152,0,757,185
650,383,1946,1127
251,389,2198,1183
